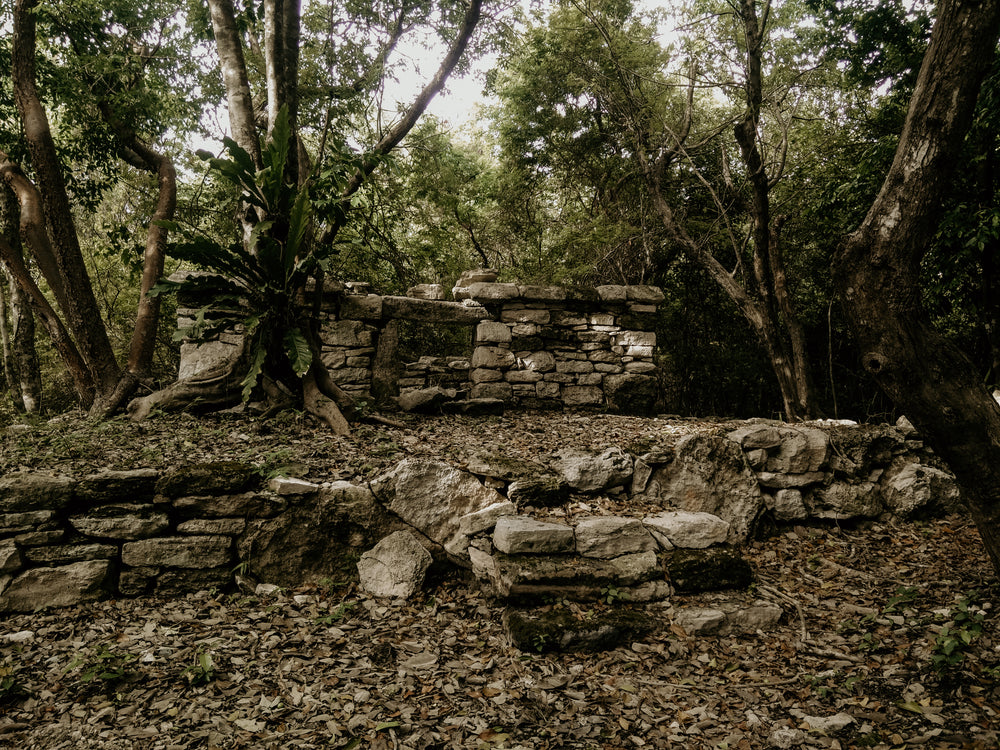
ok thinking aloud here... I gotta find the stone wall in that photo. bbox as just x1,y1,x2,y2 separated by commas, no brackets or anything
0,419,960,614
176,273,664,412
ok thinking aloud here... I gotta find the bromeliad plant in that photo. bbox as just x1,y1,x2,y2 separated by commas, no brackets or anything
150,107,356,431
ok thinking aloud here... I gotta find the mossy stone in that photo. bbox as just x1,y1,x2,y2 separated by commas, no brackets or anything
155,462,259,498
666,547,753,593
504,606,658,652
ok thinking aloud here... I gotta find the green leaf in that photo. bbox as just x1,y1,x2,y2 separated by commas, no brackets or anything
241,345,267,402
283,328,313,377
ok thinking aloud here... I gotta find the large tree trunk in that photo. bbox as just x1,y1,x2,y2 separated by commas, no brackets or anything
835,0,1000,575
12,0,122,405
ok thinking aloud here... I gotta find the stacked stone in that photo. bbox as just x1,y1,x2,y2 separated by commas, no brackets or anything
318,316,378,395
454,282,663,407
0,464,283,613
397,356,472,392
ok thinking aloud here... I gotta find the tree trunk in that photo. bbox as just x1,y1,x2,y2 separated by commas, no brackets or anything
9,273,41,413
12,0,122,404
835,0,1000,575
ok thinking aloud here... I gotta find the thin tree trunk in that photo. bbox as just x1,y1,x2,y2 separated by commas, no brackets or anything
0,274,13,398
9,274,41,413
835,0,1000,575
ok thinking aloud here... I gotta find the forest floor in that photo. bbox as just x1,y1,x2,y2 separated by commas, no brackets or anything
1,410,999,749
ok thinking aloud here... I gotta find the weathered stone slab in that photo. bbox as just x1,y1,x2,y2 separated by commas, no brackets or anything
493,517,574,555
75,469,160,505
0,560,111,613
0,510,54,534
397,386,458,413
24,544,117,565
176,518,247,535
574,516,657,558
471,346,516,370
643,511,730,549
625,285,665,303
122,536,232,569
561,385,604,405
267,477,321,496
357,531,433,600
596,285,628,302
173,491,285,518
156,462,259,498
756,471,826,489
456,282,520,301
71,510,170,540
458,501,517,536
768,489,808,521
764,427,830,474
641,434,764,542
603,373,657,416
383,295,489,323
371,459,506,558
517,285,566,301
507,476,571,507
13,530,64,547
237,481,394,587
156,566,231,595
553,447,633,492
470,382,513,401
338,293,383,320
504,607,658,653
406,283,445,300
476,321,512,344
666,548,753,593
0,472,74,513
520,351,556,372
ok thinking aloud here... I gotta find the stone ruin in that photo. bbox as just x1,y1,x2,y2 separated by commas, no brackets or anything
0,417,962,646
176,269,664,414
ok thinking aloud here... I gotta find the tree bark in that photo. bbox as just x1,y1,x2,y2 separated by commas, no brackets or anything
8,273,41,413
834,0,1000,575
12,0,122,404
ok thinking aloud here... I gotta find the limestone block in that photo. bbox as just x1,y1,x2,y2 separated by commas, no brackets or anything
624,361,657,374
357,531,433,600
0,539,22,574
471,368,503,383
322,349,347,370
641,434,764,543
178,335,243,381
501,308,550,325
466,453,548,481
71,508,170,540
625,285,665,303
176,518,247,535
339,293,383,321
507,476,570,507
768,489,808,521
122,536,233,569
543,372,575,384
504,607,657,653
470,382,513,400
596,285,628,302
0,510,53,534
456,282,520,301
511,323,539,336
156,462,259,498
613,330,656,347
505,370,543,384
0,560,111,613
881,460,961,517
471,345,516,370
551,311,588,327
458,501,517,536
674,608,727,635
764,427,830,473
553,447,633,492
156,567,231,595
562,386,604,405
371,459,507,557
574,516,657,558
322,319,373,348
577,373,604,386
535,381,561,399
756,471,826,489
406,283,445,300
24,544,117,565
517,285,566,301
268,477,321,496
328,367,370,384
13,530,64,546
588,350,619,363
0,472,74,513
594,363,624,374
476,321,512,344
644,511,730,549
173,491,285,518
521,351,556,372
809,482,882,519
666,548,753,593
456,268,498,286
75,469,160,505
493,516,575,554
726,423,783,450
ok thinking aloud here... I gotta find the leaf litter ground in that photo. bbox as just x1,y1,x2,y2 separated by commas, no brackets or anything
1,411,999,748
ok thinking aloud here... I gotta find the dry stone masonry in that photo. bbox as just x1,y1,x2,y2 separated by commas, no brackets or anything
0,418,960,621
176,269,663,413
